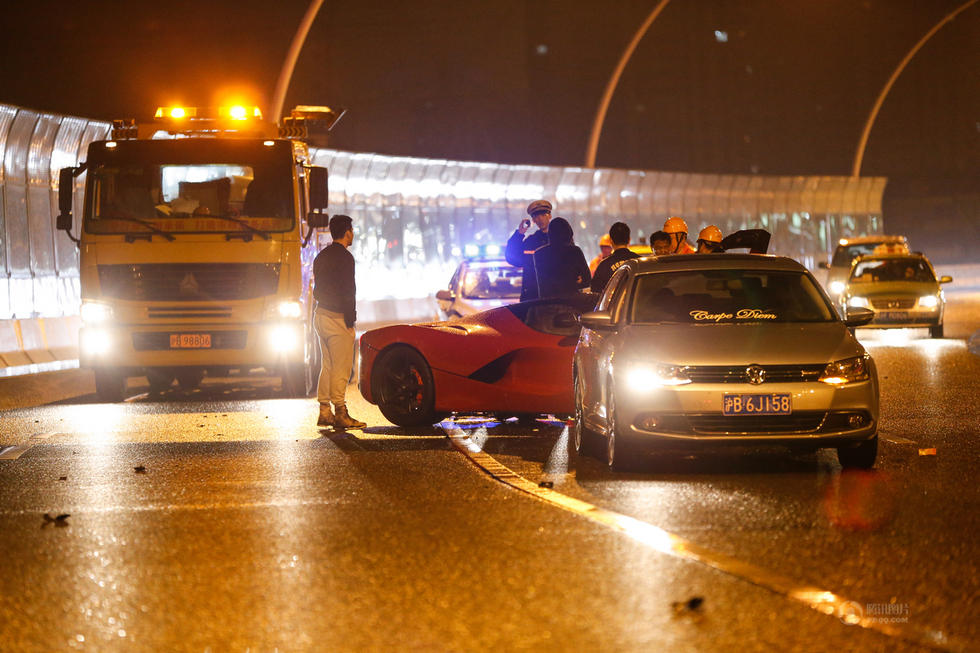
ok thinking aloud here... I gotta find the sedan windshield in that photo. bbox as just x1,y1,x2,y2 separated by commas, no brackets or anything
631,269,836,324
849,258,934,283
460,263,522,299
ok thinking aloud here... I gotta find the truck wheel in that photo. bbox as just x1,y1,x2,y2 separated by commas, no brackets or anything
929,324,944,338
282,326,320,397
94,369,126,403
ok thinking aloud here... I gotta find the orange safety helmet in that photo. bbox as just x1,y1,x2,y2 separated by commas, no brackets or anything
663,216,689,234
599,234,613,247
698,225,723,244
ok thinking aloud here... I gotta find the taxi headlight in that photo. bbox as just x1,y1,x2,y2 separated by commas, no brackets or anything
80,301,113,324
625,363,691,391
829,280,846,296
819,355,870,386
918,295,938,309
847,296,869,309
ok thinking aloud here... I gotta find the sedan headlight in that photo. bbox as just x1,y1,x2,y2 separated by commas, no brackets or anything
829,280,846,296
847,296,869,308
918,295,939,309
625,363,691,391
80,301,113,324
819,355,870,386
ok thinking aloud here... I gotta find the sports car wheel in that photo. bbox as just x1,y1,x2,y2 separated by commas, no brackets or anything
606,383,640,472
837,435,878,469
374,346,437,427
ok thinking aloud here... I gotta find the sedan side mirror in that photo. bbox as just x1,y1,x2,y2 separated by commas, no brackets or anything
818,261,831,270
939,275,952,284
844,306,875,328
579,311,617,331
435,289,454,301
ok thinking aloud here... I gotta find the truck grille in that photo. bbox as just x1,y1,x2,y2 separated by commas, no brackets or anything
99,264,280,301
684,364,826,384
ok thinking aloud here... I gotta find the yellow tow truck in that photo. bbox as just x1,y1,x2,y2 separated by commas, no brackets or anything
56,104,342,401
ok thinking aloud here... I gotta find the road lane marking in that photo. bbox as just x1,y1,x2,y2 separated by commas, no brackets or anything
442,422,965,653
0,445,31,460
883,436,916,445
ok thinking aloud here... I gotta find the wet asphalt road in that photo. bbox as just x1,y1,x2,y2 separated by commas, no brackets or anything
0,293,977,652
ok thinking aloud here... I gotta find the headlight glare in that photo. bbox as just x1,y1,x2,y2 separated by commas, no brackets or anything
847,296,869,308
626,363,691,391
918,295,938,308
277,301,303,319
829,281,846,295
80,301,113,324
819,355,870,386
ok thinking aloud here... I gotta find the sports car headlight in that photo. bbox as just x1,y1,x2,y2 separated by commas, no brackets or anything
625,363,691,391
847,296,869,308
819,355,870,386
918,295,938,308
80,301,113,324
829,281,846,296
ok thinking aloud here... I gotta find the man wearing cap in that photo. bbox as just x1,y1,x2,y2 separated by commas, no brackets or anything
312,214,367,430
663,216,697,255
505,199,552,301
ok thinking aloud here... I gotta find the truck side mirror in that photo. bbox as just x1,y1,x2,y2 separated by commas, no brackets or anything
308,166,329,211
57,167,76,232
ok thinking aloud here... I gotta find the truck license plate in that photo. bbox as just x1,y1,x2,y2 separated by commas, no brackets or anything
169,333,211,349
723,393,791,416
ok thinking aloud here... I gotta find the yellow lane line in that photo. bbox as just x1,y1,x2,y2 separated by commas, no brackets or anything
443,423,964,653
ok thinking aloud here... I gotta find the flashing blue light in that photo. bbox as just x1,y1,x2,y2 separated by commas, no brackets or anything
464,244,480,257
485,244,501,256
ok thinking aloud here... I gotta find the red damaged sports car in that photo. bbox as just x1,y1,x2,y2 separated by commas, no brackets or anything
359,294,597,426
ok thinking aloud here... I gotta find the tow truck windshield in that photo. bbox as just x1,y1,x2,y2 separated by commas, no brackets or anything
84,140,295,237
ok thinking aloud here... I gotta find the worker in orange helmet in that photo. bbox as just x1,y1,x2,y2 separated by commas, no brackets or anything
589,233,614,274
696,225,724,253
663,216,696,255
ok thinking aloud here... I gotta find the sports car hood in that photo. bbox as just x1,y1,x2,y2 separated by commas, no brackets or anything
615,322,863,366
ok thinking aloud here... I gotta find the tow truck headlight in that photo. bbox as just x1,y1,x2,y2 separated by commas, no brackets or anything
918,295,939,309
80,301,113,324
625,363,691,391
829,280,846,296
277,301,303,319
268,324,300,352
80,329,111,355
819,355,870,386
847,296,869,309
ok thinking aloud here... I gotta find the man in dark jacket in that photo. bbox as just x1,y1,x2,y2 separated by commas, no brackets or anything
591,221,640,292
505,199,552,301
312,214,366,430
533,217,591,298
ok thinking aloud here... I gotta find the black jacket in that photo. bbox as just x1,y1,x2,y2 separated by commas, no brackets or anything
505,228,549,301
313,242,356,327
532,219,591,298
590,247,640,293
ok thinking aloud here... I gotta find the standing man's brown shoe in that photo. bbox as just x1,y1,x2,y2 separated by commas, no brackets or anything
317,404,335,427
334,405,366,430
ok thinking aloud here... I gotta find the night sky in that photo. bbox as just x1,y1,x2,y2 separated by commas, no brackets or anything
2,1,977,258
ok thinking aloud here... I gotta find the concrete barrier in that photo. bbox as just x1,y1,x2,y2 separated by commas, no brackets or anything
0,316,80,369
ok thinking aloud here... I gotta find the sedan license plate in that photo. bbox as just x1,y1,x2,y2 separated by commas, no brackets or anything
723,393,791,416
876,311,907,321
169,333,211,349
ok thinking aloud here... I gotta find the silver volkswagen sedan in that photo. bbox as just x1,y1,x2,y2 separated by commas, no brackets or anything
572,254,879,471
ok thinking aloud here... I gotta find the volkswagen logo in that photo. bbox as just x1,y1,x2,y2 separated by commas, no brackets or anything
745,364,766,385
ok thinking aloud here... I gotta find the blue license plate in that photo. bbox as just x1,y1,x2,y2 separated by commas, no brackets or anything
723,393,792,415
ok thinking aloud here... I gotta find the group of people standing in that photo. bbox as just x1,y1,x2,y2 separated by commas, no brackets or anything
505,198,727,300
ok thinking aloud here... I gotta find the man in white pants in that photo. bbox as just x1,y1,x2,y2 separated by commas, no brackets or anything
312,214,366,429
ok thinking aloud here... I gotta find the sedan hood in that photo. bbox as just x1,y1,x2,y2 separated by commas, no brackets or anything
616,322,862,366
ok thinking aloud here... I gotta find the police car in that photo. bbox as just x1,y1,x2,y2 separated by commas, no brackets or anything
435,247,522,319
840,249,952,337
